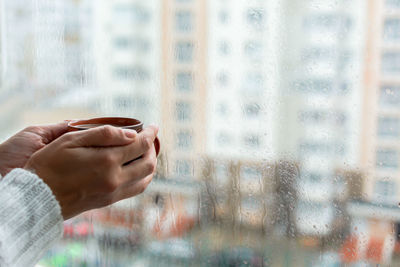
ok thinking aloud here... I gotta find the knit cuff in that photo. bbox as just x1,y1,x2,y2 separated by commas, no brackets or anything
0,168,63,267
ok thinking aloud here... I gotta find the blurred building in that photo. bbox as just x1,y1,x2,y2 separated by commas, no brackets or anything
160,0,207,180
94,0,160,124
206,1,280,160
361,0,400,206
0,0,35,94
0,0,97,125
277,0,367,236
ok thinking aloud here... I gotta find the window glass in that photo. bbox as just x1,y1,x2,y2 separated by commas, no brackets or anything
374,180,396,203
242,102,261,118
382,52,400,74
246,8,265,31
243,134,261,148
175,10,193,32
176,130,192,149
386,0,400,8
376,149,399,169
175,101,192,121
384,19,400,41
175,72,193,92
175,41,194,62
244,41,263,61
175,159,192,177
218,41,230,56
216,132,231,146
380,85,400,107
114,37,151,52
3,0,400,266
113,65,150,81
377,117,400,137
113,4,151,25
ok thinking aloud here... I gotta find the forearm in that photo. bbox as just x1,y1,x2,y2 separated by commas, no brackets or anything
0,168,63,267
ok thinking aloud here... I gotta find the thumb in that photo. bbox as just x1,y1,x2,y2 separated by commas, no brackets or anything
70,125,137,147
27,122,70,144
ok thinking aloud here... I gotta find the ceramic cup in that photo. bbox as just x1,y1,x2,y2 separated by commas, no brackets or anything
68,117,160,157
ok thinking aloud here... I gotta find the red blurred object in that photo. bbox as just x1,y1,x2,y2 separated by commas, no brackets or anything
63,221,93,238
366,238,384,263
75,222,93,237
153,214,196,239
340,234,390,264
340,235,359,263
394,241,400,254
63,223,74,238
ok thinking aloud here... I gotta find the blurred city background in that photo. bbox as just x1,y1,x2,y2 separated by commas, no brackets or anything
1,0,400,266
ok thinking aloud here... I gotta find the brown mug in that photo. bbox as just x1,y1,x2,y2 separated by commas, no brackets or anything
67,117,160,157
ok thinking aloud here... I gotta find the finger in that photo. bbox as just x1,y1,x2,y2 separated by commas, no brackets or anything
113,125,158,164
119,144,157,184
25,122,70,144
113,173,154,203
68,125,137,147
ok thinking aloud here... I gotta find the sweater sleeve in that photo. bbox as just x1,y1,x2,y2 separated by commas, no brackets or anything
0,168,63,267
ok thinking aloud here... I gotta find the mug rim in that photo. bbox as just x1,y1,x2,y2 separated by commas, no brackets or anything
68,117,143,131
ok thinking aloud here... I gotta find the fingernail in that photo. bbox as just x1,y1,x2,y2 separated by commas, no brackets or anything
124,129,137,138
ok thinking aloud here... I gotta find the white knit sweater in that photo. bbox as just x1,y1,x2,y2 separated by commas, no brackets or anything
0,168,63,267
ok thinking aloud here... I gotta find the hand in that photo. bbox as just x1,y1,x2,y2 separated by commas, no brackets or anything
0,122,69,176
25,125,158,220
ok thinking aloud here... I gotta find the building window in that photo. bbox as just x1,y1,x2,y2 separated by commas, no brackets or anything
299,110,347,125
382,52,400,74
217,72,229,87
246,8,265,31
176,130,192,149
380,85,400,107
175,159,192,177
376,149,399,169
294,79,334,94
113,5,150,25
176,72,193,92
243,134,261,148
303,14,352,34
302,172,323,183
219,41,230,56
175,10,193,32
114,37,150,52
176,101,192,121
244,41,263,61
378,117,400,137
218,10,229,24
384,19,400,41
113,66,149,81
114,37,132,49
175,42,194,63
301,47,334,63
386,0,400,8
374,180,396,203
217,132,231,146
300,142,331,155
243,73,264,93
300,110,325,123
243,102,261,118
217,103,228,116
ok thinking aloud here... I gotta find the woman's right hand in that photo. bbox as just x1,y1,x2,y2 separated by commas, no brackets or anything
25,125,158,220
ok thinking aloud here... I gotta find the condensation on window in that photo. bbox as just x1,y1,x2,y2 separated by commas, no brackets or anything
1,0,400,266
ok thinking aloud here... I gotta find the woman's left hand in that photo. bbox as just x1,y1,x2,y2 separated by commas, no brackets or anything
0,122,69,176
